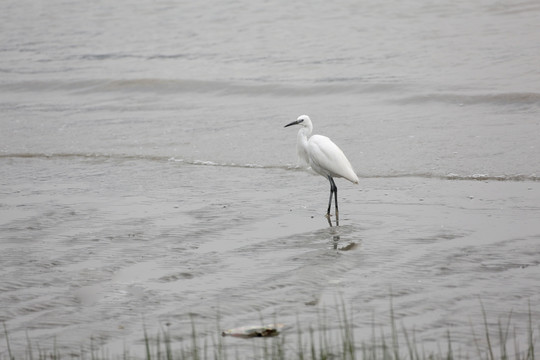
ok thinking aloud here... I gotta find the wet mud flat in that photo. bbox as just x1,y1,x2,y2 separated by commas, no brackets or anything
1,157,539,357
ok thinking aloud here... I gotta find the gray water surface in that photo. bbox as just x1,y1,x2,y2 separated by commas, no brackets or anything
1,0,540,358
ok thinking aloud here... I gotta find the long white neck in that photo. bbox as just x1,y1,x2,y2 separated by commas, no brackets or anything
296,126,312,166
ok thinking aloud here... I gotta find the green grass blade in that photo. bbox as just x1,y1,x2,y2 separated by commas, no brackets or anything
3,322,14,360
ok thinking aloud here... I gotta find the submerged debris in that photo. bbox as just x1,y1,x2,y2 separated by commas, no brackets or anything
221,324,285,338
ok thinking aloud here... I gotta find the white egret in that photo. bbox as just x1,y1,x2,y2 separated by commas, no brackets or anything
285,115,358,225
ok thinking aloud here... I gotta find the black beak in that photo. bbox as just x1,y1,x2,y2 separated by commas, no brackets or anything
284,119,302,128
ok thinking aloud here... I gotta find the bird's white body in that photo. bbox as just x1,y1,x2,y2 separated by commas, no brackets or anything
285,114,358,225
294,116,359,184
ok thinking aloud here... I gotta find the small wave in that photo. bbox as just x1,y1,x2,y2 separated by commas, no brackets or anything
78,53,145,61
1,153,538,182
0,152,165,163
77,52,208,61
487,1,540,15
397,92,540,106
168,157,298,171
0,78,405,97
4,78,539,106
372,172,540,182
0,152,299,171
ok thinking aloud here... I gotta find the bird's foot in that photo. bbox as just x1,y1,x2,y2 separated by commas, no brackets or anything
325,213,333,227
325,212,340,227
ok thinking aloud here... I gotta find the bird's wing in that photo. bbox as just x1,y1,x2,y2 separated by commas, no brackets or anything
307,135,359,183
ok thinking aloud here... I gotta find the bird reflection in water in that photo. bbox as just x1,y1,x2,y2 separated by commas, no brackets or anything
329,224,359,251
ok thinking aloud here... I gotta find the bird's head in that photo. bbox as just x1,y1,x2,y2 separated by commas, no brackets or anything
284,115,312,128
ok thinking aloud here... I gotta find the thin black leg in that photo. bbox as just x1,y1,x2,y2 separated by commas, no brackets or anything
333,180,339,226
326,176,339,226
326,177,334,217
327,176,339,226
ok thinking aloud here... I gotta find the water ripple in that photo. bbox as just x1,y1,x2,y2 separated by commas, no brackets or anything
1,152,538,182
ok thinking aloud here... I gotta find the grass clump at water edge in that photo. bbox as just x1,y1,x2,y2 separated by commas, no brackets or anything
2,303,538,360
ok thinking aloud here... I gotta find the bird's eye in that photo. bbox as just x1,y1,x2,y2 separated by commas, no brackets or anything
298,119,304,123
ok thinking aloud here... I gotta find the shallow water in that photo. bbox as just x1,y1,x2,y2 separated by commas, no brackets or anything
1,0,540,358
